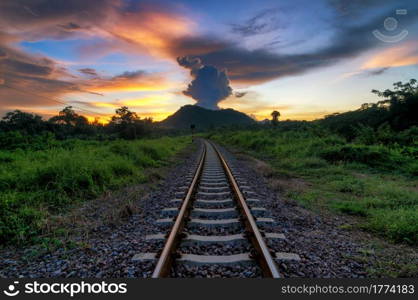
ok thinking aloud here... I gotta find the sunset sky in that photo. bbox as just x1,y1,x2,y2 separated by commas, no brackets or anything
0,0,417,122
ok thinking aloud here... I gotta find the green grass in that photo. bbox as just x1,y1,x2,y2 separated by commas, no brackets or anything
208,129,418,245
0,136,190,245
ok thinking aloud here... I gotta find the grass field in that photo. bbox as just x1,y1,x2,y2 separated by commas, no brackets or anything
0,136,190,246
208,129,418,246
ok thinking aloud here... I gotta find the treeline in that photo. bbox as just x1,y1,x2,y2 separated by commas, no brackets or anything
1,79,417,151
0,106,175,150
318,79,418,144
254,79,418,148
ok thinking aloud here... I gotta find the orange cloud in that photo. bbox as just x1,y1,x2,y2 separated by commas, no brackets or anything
87,72,172,93
113,11,193,52
78,8,198,60
363,42,418,69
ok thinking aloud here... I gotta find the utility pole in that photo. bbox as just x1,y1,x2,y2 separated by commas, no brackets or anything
190,124,195,142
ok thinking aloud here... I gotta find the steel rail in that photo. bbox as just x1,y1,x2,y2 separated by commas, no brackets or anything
151,143,206,278
210,141,281,278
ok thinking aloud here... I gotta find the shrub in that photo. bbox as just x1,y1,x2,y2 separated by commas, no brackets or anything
332,177,366,195
333,201,368,216
319,144,405,170
365,208,418,245
0,152,14,163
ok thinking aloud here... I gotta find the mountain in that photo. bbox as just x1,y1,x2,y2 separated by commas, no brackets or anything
159,105,256,130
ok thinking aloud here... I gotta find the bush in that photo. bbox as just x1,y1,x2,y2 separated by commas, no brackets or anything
0,152,14,163
333,201,368,216
365,208,418,245
331,177,366,195
319,144,405,170
0,131,56,151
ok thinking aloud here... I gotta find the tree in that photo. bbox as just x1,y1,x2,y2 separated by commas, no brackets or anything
48,106,92,138
111,106,139,125
271,110,281,126
0,110,45,134
109,106,144,139
49,106,88,127
372,79,418,130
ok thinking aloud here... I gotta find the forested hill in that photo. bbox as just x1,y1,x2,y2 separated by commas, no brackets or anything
159,105,256,130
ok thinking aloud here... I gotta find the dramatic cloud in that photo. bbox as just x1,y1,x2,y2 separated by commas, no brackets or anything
231,8,285,37
192,6,418,84
0,0,176,110
78,68,98,77
177,56,203,71
76,5,198,60
0,0,417,118
0,0,119,41
0,41,169,109
0,0,119,109
178,56,232,110
0,42,84,108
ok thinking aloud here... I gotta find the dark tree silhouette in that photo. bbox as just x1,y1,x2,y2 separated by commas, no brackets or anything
271,110,281,126
49,106,88,127
1,110,45,134
109,106,147,139
111,106,139,125
372,79,418,130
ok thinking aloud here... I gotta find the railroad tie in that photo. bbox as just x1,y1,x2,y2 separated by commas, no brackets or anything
189,218,240,227
256,217,275,223
265,233,286,239
155,218,173,225
199,186,230,192
195,199,233,204
169,199,183,204
184,233,245,243
193,207,236,213
132,252,300,263
275,252,301,261
161,207,179,217
246,198,261,202
162,207,178,212
199,183,229,188
196,191,230,198
177,253,252,265
251,207,267,212
145,233,166,240
145,232,286,242
132,253,157,262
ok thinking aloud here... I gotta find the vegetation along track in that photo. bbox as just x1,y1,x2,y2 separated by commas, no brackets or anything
133,140,300,278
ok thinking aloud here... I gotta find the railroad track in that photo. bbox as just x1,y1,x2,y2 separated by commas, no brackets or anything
133,140,300,278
